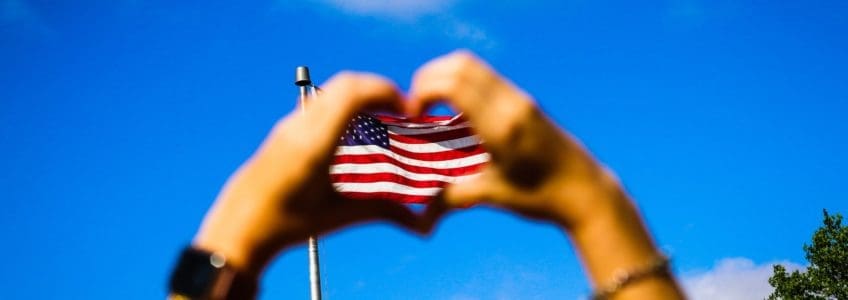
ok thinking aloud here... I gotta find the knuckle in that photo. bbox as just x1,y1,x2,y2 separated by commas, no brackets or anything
449,49,477,65
440,76,464,93
328,71,360,90
489,100,537,143
414,50,481,88
448,50,480,72
364,76,394,95
512,103,541,134
329,71,351,82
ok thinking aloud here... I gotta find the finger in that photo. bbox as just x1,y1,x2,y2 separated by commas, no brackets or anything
407,50,485,118
313,72,404,120
407,51,539,150
419,171,514,234
419,194,452,234
441,173,558,224
254,72,404,171
332,199,426,234
302,71,404,146
441,171,498,208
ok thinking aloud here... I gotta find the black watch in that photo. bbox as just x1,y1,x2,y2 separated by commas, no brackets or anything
168,247,257,300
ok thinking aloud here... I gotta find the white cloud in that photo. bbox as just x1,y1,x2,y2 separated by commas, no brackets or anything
298,0,497,50
682,257,805,300
313,0,456,21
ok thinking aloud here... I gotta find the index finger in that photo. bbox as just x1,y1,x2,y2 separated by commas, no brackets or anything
407,51,495,116
250,72,404,175
407,50,538,147
299,71,404,147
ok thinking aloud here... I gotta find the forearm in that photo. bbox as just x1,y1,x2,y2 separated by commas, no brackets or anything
560,174,684,299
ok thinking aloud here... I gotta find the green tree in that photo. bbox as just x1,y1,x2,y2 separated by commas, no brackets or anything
768,210,848,300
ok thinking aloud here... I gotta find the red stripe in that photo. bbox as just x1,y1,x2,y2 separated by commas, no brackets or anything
340,191,432,204
331,173,448,188
333,154,485,176
377,115,456,123
388,127,474,144
387,144,486,161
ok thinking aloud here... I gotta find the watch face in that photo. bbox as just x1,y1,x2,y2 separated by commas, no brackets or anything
169,248,223,298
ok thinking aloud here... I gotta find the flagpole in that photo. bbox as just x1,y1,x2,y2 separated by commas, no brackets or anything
295,66,323,300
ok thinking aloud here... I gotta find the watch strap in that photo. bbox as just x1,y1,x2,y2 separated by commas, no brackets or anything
169,246,258,300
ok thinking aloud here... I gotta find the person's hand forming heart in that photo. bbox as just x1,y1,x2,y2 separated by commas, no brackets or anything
408,50,622,229
186,50,684,300
408,51,682,299
193,73,426,279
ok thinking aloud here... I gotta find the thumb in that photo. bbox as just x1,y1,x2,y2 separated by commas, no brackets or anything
333,198,424,233
442,171,502,208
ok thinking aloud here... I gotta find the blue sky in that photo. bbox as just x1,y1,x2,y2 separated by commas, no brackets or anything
1,0,846,299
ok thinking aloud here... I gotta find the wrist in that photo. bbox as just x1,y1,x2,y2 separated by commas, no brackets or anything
543,161,665,282
169,246,260,300
573,210,680,298
193,204,277,279
192,190,291,278
193,229,264,278
557,178,664,290
547,161,628,232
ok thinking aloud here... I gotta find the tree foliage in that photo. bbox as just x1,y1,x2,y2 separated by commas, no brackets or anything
768,210,848,300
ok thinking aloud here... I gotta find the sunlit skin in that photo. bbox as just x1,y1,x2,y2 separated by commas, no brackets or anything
188,50,685,299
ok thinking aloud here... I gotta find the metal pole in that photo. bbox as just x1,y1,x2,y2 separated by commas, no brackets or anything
307,236,322,300
295,66,323,300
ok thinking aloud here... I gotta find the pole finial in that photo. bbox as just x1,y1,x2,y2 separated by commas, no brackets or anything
295,66,312,87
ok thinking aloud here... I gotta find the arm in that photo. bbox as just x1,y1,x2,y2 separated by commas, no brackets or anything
408,50,685,299
171,51,683,300
173,73,425,299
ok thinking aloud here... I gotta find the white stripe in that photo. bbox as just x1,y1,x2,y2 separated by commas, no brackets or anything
389,135,481,153
333,182,442,196
335,145,489,168
380,113,464,128
386,122,470,136
330,163,481,182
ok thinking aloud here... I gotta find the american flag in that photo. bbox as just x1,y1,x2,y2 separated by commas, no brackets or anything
331,113,489,203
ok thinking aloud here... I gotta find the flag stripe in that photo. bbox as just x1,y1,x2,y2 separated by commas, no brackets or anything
331,173,453,188
334,182,443,196
335,146,489,168
378,114,463,127
388,127,474,144
389,136,481,153
383,144,486,161
386,123,470,136
331,113,487,204
330,161,484,178
330,163,482,182
333,154,484,175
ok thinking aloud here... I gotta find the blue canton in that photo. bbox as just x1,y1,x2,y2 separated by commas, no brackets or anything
340,114,390,149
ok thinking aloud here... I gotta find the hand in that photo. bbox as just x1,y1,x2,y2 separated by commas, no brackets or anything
407,50,623,230
408,51,683,299
193,73,423,277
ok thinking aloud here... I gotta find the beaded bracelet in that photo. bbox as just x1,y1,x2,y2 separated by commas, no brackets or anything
590,254,671,300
